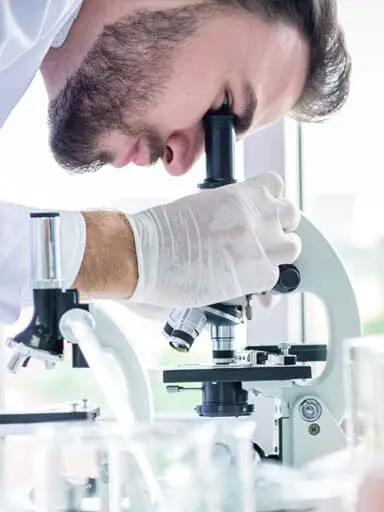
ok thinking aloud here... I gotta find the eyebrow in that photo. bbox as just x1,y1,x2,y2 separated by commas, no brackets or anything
235,81,257,136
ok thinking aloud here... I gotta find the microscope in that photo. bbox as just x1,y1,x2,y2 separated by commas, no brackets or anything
162,103,363,468
4,213,153,426
0,107,363,510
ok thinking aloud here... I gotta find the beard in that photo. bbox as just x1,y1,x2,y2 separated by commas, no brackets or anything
48,4,218,173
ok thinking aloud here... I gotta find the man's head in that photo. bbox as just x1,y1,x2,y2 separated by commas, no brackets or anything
42,0,351,175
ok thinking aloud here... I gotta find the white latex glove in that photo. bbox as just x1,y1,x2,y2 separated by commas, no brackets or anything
0,201,86,325
127,172,301,309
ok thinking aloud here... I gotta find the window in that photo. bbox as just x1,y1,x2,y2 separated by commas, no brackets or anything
300,0,384,341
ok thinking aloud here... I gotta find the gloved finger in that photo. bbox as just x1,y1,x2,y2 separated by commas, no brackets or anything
253,172,284,199
268,232,302,266
283,231,302,263
257,294,281,309
277,198,301,232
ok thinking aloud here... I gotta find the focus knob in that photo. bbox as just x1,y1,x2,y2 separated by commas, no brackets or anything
273,264,301,293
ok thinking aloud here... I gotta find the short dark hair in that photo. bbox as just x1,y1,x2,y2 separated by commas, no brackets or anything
215,0,352,122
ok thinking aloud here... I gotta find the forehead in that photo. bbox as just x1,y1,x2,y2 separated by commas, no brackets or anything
141,14,255,117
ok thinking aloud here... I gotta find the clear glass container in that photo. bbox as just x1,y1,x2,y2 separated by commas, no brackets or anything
0,417,363,512
344,334,384,452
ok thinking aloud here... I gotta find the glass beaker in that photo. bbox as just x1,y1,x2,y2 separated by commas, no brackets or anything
344,334,384,452
0,416,367,511
27,418,261,512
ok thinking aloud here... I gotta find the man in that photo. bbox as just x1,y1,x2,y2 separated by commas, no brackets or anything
0,0,351,324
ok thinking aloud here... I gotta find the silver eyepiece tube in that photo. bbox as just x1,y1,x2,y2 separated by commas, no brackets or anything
30,212,63,289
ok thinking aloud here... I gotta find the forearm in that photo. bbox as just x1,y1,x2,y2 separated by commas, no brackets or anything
74,211,138,299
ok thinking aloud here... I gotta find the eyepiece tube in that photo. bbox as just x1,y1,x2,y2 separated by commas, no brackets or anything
199,105,236,189
30,212,63,289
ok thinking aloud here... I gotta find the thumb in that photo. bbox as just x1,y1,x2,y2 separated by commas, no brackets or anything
253,172,285,199
257,294,281,309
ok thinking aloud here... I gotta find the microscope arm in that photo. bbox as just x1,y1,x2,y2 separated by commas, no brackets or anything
248,213,362,467
253,213,362,421
162,211,362,467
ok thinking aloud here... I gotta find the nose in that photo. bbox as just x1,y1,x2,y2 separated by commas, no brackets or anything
163,124,204,176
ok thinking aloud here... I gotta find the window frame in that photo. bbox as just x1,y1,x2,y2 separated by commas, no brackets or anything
0,327,5,408
243,119,305,346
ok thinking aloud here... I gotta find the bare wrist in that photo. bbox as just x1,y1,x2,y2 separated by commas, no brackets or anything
74,211,138,299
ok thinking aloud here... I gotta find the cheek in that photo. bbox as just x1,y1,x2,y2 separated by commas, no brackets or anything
144,80,209,134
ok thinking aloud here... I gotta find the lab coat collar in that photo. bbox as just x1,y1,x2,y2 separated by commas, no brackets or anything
51,1,83,48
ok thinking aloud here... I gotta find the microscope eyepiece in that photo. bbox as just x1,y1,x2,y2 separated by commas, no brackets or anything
199,104,236,189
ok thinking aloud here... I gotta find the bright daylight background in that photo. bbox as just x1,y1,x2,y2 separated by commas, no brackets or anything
0,0,383,438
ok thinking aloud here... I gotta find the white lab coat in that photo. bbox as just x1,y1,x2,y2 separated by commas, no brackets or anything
0,0,86,324
0,0,82,128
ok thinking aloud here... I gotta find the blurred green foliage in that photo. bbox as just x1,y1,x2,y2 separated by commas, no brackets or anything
30,344,202,415
363,317,384,335
151,347,201,414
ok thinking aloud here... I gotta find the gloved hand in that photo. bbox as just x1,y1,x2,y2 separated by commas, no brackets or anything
127,172,301,309
0,201,86,325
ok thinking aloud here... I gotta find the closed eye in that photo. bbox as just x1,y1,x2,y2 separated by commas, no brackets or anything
222,90,232,109
223,90,241,127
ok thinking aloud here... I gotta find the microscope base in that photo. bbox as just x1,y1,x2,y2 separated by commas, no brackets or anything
0,401,100,424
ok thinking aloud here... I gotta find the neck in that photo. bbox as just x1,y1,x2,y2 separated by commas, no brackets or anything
41,0,110,99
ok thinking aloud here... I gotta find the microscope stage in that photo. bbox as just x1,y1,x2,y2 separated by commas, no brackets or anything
163,363,311,383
